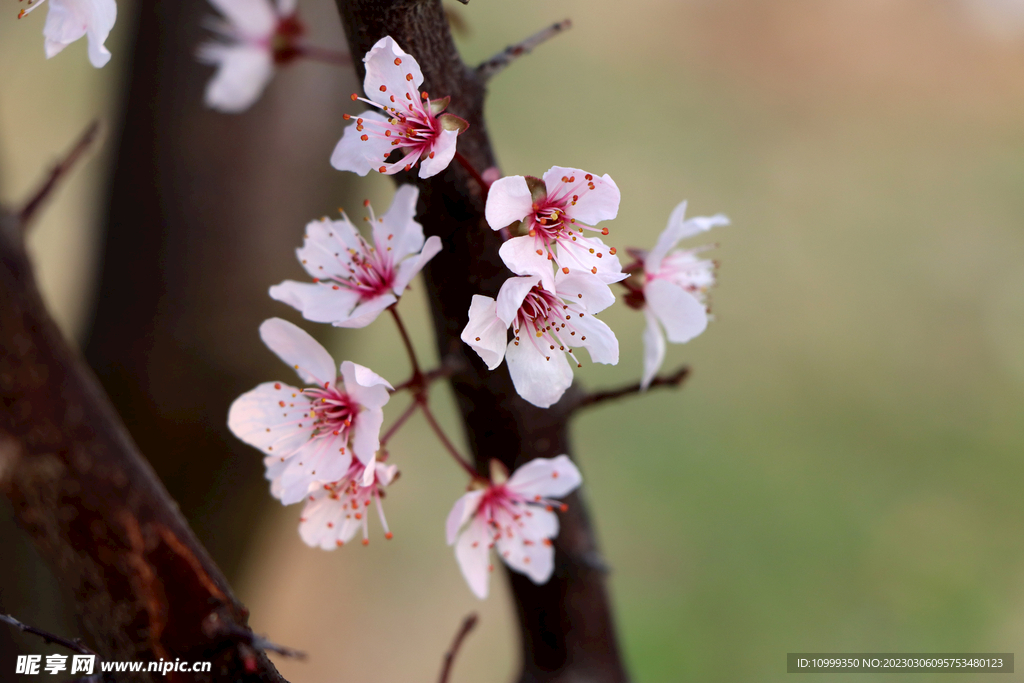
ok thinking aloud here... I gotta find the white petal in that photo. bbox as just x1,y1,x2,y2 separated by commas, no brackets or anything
498,237,554,293
417,129,459,179
341,360,395,404
299,490,351,550
333,293,396,329
391,235,442,296
376,185,423,261
207,0,276,37
641,308,666,390
44,0,116,67
296,216,362,280
506,337,573,409
330,111,395,176
460,296,509,370
259,318,337,387
573,314,619,365
351,406,384,465
228,381,310,456
201,45,274,114
362,36,422,108
278,437,353,504
507,455,582,499
646,201,729,274
543,166,620,225
645,279,708,344
553,271,615,315
446,490,485,545
455,516,493,599
495,274,540,327
485,176,533,230
276,0,296,15
495,507,557,585
268,281,361,325
557,236,626,285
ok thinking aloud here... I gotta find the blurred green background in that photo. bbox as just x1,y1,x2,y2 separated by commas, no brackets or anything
3,0,1024,681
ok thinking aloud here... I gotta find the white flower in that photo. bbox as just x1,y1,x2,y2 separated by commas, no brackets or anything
197,0,301,113
19,0,117,68
631,201,728,389
270,185,441,328
461,266,618,409
298,457,398,548
446,456,582,599
486,166,625,288
227,318,392,504
331,36,467,179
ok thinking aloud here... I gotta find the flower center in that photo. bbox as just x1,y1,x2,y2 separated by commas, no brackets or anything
303,385,358,442
512,286,586,367
271,15,305,64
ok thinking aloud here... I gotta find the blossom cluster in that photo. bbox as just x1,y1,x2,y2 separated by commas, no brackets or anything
19,13,729,597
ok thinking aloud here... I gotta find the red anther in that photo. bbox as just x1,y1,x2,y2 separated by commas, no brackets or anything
545,505,554,512
585,173,593,180
569,176,575,182
394,57,402,65
561,176,569,182
332,285,340,290
327,522,334,528
274,383,282,389
360,134,369,141
405,73,413,81
357,117,363,124
278,401,285,407
379,166,387,172
404,164,411,171
385,531,394,540
596,252,603,258
428,151,435,158
362,538,370,546
609,247,617,255
336,539,344,547
560,503,569,512
421,91,429,99
351,93,358,101
390,95,395,103
385,130,391,137
601,227,609,235
379,85,387,92
343,113,351,120
552,471,560,478
591,267,597,274
562,267,569,274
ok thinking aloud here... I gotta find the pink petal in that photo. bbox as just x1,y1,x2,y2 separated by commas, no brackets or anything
542,166,620,225
455,516,493,599
228,381,309,456
333,293,397,329
495,507,557,585
200,44,275,114
417,129,459,179
460,295,509,370
641,308,666,390
485,176,533,231
646,201,729,274
362,36,423,109
392,235,442,296
330,111,395,176
645,279,708,344
259,317,337,387
375,185,423,261
268,281,361,325
553,271,616,315
505,338,573,409
446,490,485,545
498,237,554,293
495,274,541,327
507,454,582,499
572,314,619,365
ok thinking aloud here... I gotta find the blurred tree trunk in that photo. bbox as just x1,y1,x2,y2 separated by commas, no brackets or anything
84,0,356,579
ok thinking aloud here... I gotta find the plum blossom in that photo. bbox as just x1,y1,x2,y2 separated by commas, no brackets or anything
269,185,441,328
627,201,729,389
486,166,626,287
197,0,303,113
331,36,467,179
461,265,618,409
18,0,117,68
298,457,398,548
447,456,582,599
228,318,392,505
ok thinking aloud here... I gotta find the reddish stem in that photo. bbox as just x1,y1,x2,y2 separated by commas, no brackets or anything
389,306,423,381
380,400,418,448
454,151,491,198
419,401,478,478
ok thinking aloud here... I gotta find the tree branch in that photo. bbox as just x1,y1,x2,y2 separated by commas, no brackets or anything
437,613,478,683
572,365,691,412
476,19,573,82
1,613,97,656
17,121,101,230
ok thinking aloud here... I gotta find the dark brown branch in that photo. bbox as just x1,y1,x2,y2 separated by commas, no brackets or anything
1,201,286,680
333,3,630,682
1,613,97,656
437,613,478,683
572,365,691,412
476,19,573,82
17,121,101,229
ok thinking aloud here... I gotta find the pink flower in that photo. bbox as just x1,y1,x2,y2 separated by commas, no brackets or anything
298,457,398,548
446,456,582,599
19,0,117,68
331,36,467,179
461,266,618,408
228,318,392,505
486,166,625,287
197,0,303,113
269,185,441,328
628,201,728,388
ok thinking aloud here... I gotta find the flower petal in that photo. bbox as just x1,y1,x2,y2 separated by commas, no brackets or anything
554,271,616,315
455,516,493,599
376,184,423,261
461,295,509,370
498,237,554,292
330,111,395,176
207,0,276,37
228,381,310,456
44,0,117,67
507,454,582,499
573,314,619,365
495,274,541,327
392,235,442,296
333,293,397,329
506,336,574,409
417,129,459,179
646,201,729,274
259,317,337,387
495,507,557,585
362,36,422,108
277,436,353,504
645,279,708,344
446,490,485,545
268,281,361,325
485,176,533,230
543,166,620,225
199,44,274,114
297,217,363,280
641,308,666,390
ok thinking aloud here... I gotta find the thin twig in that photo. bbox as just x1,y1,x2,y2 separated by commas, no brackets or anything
205,620,307,661
0,613,97,656
454,151,490,197
437,613,478,683
390,355,466,394
389,306,422,379
419,402,478,478
380,399,417,447
17,120,101,230
476,19,572,82
572,365,691,412
297,45,351,65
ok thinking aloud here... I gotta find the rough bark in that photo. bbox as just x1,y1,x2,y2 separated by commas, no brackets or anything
0,210,286,682
332,3,630,681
